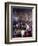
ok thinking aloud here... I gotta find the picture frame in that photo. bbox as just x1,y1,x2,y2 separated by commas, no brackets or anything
5,2,37,44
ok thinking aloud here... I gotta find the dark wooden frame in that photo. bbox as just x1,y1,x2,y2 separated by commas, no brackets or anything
5,2,37,44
